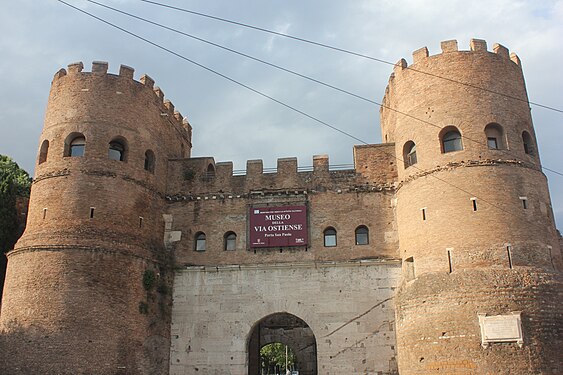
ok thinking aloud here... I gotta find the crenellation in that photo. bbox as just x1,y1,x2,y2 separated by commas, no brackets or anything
277,157,298,175
119,64,134,79
164,99,174,115
440,39,458,53
154,86,165,103
276,157,299,187
91,61,108,74
215,162,233,180
246,159,263,176
140,73,155,89
53,68,67,81
412,46,429,64
493,43,509,59
470,38,488,52
510,52,521,66
67,61,84,74
182,118,193,141
313,154,329,173
381,37,561,375
394,39,523,75
2,39,561,375
393,58,407,76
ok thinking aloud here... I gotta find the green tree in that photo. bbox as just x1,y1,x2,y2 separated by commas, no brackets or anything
260,342,296,374
0,155,31,253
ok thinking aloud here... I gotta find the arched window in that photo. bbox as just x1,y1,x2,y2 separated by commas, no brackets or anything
484,123,505,150
441,127,463,153
67,134,86,157
108,138,127,161
403,141,417,168
224,232,236,251
38,140,49,164
323,227,337,247
522,131,534,155
195,232,206,251
144,150,155,173
355,226,369,245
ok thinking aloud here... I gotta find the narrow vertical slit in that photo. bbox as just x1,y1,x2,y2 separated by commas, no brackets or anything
447,250,453,273
139,217,143,228
421,208,426,221
471,198,477,211
43,208,47,220
90,207,95,219
507,245,513,269
405,257,415,281
520,197,528,209
548,246,555,270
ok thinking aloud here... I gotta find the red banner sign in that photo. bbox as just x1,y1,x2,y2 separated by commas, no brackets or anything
249,205,308,248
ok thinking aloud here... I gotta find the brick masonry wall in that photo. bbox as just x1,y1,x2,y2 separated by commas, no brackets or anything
395,269,563,374
2,41,562,375
165,143,400,267
0,62,187,374
381,40,563,374
166,189,398,267
0,249,171,375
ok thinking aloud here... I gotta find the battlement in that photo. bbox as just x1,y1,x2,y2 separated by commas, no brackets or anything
52,61,192,142
167,147,398,197
392,38,521,78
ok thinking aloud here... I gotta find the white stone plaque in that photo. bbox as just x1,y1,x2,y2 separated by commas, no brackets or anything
478,312,523,348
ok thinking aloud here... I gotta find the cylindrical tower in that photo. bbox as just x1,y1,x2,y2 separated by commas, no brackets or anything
382,39,562,374
0,62,192,374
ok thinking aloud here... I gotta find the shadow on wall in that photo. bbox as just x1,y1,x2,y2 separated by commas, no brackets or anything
0,196,29,301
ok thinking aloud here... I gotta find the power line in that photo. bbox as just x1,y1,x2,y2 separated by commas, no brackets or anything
136,0,563,115
81,0,563,178
56,0,559,232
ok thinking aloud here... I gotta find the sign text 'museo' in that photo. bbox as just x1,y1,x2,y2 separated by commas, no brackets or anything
249,205,308,248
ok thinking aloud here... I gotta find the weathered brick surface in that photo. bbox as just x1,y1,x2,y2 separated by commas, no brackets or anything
0,249,171,374
382,40,562,374
166,167,398,266
1,39,562,375
0,63,184,374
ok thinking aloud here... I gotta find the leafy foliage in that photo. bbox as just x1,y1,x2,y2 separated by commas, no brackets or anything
0,155,31,253
143,269,156,291
138,301,149,314
260,343,296,374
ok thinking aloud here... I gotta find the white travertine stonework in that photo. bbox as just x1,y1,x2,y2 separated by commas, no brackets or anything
170,260,401,375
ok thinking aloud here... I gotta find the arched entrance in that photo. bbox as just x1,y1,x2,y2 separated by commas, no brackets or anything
248,313,317,375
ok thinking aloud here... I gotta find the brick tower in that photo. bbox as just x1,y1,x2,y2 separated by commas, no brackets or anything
0,62,191,374
381,39,562,374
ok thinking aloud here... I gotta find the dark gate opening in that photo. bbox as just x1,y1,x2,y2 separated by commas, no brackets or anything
248,313,317,375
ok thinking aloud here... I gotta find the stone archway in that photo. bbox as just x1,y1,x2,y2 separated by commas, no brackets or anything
248,313,317,375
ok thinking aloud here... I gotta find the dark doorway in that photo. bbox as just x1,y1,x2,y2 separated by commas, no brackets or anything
248,313,317,375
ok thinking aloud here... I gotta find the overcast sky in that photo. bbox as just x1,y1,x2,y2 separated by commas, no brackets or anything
1,0,562,229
